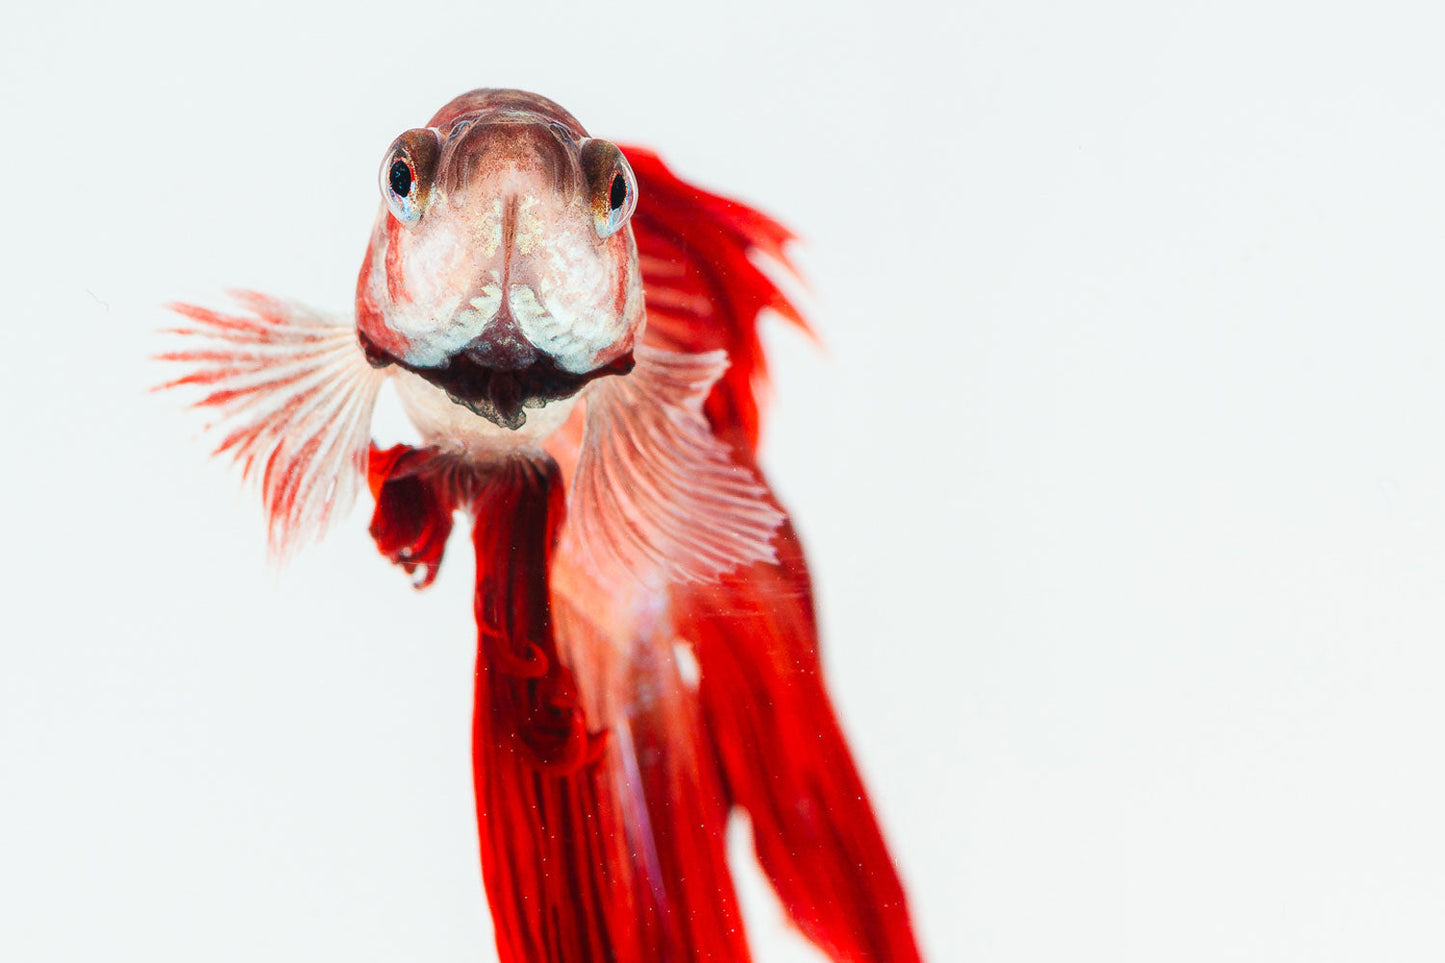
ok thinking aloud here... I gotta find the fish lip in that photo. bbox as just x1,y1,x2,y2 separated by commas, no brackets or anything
358,329,634,430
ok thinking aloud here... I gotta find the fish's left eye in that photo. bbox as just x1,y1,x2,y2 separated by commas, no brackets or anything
596,166,636,238
580,139,637,239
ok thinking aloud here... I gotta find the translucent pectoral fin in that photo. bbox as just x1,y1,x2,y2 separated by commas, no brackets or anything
568,346,785,586
157,291,384,557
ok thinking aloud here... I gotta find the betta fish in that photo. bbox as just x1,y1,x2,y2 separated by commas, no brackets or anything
160,89,921,962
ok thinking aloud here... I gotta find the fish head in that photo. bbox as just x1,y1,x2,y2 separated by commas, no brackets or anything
356,89,643,430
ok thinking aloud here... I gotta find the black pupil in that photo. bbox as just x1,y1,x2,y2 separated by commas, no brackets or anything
389,159,412,197
608,173,627,211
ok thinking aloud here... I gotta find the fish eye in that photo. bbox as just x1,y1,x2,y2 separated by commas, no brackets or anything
389,159,413,199
378,128,441,227
596,163,636,238
580,139,637,239
382,152,421,224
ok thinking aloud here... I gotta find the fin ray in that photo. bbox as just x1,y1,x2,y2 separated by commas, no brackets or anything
569,346,784,586
157,292,384,556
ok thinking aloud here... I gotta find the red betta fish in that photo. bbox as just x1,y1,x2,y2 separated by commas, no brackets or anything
160,89,921,962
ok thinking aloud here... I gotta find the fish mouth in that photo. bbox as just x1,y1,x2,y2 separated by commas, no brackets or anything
359,329,633,430
415,351,634,429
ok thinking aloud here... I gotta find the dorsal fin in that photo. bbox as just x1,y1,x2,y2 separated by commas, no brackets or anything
621,145,813,451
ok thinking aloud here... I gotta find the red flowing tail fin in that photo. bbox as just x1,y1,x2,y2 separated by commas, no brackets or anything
551,590,755,962
466,457,622,961
679,523,923,962
369,448,755,962
625,152,924,960
370,450,627,960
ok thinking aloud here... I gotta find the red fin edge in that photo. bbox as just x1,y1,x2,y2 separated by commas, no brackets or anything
622,145,812,452
680,521,923,962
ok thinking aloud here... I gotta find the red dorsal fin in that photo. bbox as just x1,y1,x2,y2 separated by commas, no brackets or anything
621,146,812,452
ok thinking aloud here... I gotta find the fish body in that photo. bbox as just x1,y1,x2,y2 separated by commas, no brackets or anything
163,89,921,962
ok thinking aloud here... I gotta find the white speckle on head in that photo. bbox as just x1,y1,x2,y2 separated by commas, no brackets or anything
452,284,504,336
514,194,543,256
511,282,610,373
390,294,466,367
378,193,508,365
506,223,631,373
477,198,504,259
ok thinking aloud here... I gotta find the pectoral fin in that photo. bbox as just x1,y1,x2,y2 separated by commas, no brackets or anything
157,291,385,557
567,345,785,586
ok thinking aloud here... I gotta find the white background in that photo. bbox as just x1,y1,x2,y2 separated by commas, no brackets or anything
4,1,1445,960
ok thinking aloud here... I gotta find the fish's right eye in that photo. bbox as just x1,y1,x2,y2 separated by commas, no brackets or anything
382,152,422,224
379,128,441,226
